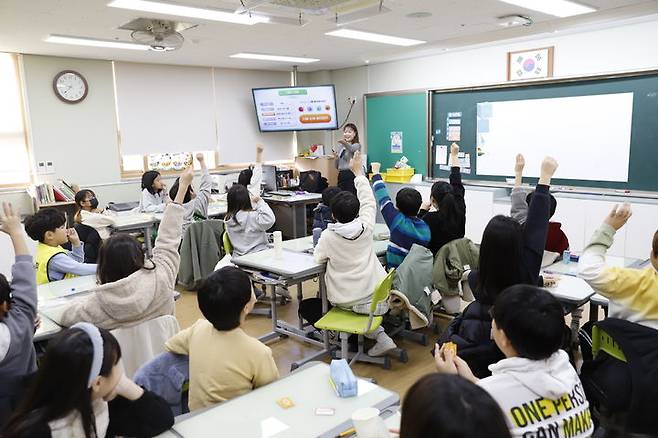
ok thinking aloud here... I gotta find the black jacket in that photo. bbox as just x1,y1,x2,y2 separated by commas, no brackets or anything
437,184,551,377
418,167,466,256
580,318,658,435
6,389,174,438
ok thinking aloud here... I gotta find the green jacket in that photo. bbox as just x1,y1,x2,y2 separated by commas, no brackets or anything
178,220,225,288
390,244,434,328
433,238,479,298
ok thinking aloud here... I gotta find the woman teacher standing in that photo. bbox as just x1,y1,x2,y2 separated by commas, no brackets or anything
333,123,361,194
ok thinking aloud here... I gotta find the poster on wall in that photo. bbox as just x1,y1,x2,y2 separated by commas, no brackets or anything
507,46,554,81
390,131,403,153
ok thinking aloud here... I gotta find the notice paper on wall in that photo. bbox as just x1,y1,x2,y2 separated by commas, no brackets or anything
390,131,403,154
447,126,461,141
435,145,448,165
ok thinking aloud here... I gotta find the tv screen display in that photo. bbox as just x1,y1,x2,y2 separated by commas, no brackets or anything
252,85,338,132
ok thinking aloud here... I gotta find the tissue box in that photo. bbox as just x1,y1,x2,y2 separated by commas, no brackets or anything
329,359,358,398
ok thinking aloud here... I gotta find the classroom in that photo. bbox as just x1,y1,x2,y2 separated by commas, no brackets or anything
1,0,657,437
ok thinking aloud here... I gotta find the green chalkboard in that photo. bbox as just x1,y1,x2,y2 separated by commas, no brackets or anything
365,92,428,174
431,72,658,192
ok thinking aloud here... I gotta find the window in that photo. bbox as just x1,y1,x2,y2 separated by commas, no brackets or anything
0,53,31,186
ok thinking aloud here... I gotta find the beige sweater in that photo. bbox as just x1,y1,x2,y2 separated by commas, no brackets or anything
314,175,386,305
166,320,279,411
57,203,183,330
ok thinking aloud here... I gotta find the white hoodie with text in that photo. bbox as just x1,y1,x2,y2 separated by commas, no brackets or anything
478,350,593,438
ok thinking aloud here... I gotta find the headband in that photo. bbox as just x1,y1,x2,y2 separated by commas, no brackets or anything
71,322,104,388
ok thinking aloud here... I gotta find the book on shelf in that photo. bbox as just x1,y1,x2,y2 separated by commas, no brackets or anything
30,181,77,206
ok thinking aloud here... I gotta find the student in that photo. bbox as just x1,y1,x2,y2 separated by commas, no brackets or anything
53,168,193,330
0,203,38,429
24,209,97,285
312,186,341,231
168,153,212,231
435,285,593,438
224,184,276,258
74,189,115,240
139,170,169,213
579,204,658,330
314,152,397,356
237,144,264,197
418,143,466,256
511,154,569,254
371,164,431,269
333,123,361,194
3,323,174,437
399,374,510,438
165,267,278,411
439,156,557,377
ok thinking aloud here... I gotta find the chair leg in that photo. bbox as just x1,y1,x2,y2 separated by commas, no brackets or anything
344,335,391,369
340,332,349,361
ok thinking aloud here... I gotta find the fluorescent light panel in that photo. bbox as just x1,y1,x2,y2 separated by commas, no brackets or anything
230,53,319,63
325,29,425,47
108,0,269,25
45,35,149,50
499,0,595,17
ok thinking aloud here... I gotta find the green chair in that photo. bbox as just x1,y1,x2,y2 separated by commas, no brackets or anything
315,270,396,369
222,231,233,255
592,325,627,362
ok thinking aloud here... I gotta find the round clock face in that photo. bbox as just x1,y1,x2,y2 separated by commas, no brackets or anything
53,70,88,103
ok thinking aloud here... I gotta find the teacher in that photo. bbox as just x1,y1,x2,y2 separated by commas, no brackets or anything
333,123,362,194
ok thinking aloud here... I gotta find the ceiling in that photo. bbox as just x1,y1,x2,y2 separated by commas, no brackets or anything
1,0,658,72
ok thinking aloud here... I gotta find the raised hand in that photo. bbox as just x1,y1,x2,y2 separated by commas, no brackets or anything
195,153,205,162
180,166,194,186
0,202,22,236
349,151,364,176
538,156,558,185
370,161,381,175
515,154,525,174
604,203,632,231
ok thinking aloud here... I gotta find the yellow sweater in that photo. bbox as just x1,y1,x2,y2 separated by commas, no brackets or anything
579,224,658,330
165,320,279,411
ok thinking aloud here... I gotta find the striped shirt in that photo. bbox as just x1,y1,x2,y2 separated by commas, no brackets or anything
372,174,431,269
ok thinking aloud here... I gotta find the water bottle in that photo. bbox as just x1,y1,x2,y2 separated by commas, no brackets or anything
273,231,283,257
312,227,322,247
562,249,571,265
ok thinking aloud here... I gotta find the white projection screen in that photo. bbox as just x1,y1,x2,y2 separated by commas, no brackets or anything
476,93,634,182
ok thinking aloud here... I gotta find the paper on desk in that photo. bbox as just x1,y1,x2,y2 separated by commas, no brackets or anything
358,379,377,397
261,417,289,438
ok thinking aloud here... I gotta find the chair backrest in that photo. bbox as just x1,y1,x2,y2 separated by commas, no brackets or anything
592,325,627,362
222,231,233,255
111,314,180,378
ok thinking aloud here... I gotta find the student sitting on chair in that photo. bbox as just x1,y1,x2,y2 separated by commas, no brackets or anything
418,143,466,257
74,189,116,240
438,156,556,377
53,168,193,330
314,151,397,357
139,170,170,213
24,208,97,285
371,163,430,269
398,374,510,438
224,184,276,258
312,186,341,232
3,324,174,438
511,154,569,255
579,204,658,330
435,285,593,438
165,267,279,411
168,153,212,232
0,203,39,429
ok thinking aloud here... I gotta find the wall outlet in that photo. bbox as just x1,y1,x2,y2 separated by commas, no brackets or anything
45,161,55,174
37,161,46,175
347,96,356,105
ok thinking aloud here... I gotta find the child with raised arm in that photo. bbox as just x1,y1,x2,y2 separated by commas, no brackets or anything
314,152,397,356
24,209,97,285
579,204,658,330
511,153,569,254
169,153,213,231
0,203,39,428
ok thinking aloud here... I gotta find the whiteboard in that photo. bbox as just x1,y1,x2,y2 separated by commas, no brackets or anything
476,93,634,182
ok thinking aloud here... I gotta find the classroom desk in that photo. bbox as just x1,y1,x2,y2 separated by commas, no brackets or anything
110,213,159,257
262,192,322,239
232,225,391,369
159,362,400,438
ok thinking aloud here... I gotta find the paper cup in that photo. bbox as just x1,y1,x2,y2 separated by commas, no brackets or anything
352,407,389,438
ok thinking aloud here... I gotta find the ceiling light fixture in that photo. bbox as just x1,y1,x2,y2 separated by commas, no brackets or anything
45,34,150,50
108,0,269,25
325,29,425,47
498,0,595,18
230,53,320,63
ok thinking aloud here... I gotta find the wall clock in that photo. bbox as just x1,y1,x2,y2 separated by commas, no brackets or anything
53,70,88,103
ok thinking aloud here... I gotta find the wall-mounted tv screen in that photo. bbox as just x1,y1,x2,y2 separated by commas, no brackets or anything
252,85,338,132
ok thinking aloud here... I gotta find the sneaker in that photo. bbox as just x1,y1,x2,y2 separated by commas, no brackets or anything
276,286,292,300
367,336,397,357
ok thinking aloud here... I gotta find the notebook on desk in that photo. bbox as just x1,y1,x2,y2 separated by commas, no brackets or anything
266,190,294,197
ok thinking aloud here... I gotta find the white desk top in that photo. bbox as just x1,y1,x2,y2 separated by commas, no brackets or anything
280,223,390,257
165,362,399,438
38,275,98,303
542,275,595,304
111,213,158,229
262,192,322,204
232,248,323,279
543,255,642,277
